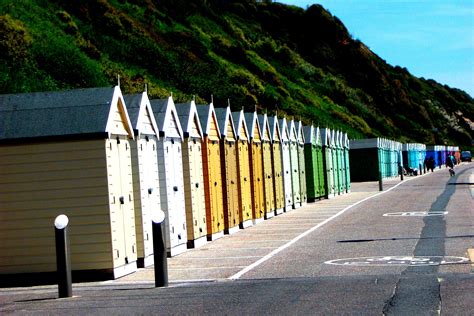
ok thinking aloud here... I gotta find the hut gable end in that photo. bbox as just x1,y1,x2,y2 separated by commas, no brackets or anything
208,114,220,140
268,116,281,142
232,111,249,142
124,92,159,138
196,103,221,140
105,88,134,138
150,97,183,140
176,101,203,139
258,115,271,142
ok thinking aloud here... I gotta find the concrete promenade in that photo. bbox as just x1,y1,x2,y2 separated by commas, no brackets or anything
1,163,472,315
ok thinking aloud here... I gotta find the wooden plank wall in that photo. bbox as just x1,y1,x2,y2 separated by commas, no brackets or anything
0,140,112,274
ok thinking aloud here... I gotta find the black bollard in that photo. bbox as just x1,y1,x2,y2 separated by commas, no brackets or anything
54,214,72,298
152,211,168,287
399,165,404,181
419,163,423,175
378,171,383,191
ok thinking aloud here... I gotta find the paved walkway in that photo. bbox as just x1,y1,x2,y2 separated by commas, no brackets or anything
119,176,406,283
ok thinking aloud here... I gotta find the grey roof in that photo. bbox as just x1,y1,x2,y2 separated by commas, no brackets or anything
214,107,235,138
175,101,192,133
320,128,331,147
149,98,169,132
196,104,211,135
123,93,143,130
0,87,120,142
297,121,305,143
244,112,259,139
176,101,203,139
195,103,222,138
303,125,314,144
257,114,267,139
267,115,281,142
231,110,249,140
214,107,226,134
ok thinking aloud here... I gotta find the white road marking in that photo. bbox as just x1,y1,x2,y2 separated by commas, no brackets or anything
383,211,448,217
324,256,469,266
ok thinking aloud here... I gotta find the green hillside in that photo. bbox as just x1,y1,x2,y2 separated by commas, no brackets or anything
1,0,473,146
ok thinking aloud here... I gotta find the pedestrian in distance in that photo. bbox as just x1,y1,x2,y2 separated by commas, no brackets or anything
428,156,435,172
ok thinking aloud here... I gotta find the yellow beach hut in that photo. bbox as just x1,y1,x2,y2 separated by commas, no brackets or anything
268,115,285,215
196,103,225,240
176,100,207,248
215,106,240,234
244,111,265,224
232,109,253,229
0,86,137,282
258,114,276,219
124,92,161,268
150,97,188,257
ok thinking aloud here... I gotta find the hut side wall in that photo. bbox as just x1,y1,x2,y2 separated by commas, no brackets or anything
0,139,134,275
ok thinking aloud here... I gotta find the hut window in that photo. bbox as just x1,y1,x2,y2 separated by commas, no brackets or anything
193,139,196,144
116,136,120,144
171,139,175,144
145,136,149,142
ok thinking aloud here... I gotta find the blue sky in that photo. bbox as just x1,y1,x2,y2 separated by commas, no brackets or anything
277,0,474,97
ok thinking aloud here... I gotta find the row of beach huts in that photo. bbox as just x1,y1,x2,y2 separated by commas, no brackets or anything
0,85,460,282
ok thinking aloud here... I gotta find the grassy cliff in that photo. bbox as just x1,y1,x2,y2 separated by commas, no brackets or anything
1,0,473,146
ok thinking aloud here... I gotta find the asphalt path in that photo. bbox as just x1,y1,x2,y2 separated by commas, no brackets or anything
1,163,472,315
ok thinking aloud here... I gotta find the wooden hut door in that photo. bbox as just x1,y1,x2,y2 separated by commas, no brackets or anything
310,145,319,198
332,147,340,194
272,142,284,210
298,144,307,203
225,141,239,227
239,141,252,221
107,138,136,266
169,140,186,245
192,140,206,237
141,137,160,257
262,141,274,212
317,146,326,197
209,140,224,233
251,142,264,219
290,142,300,205
326,147,334,195
281,142,293,208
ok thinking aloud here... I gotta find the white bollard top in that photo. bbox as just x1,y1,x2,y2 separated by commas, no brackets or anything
54,214,69,229
152,210,166,224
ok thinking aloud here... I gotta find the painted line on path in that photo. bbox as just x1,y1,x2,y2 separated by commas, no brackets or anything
228,180,409,280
